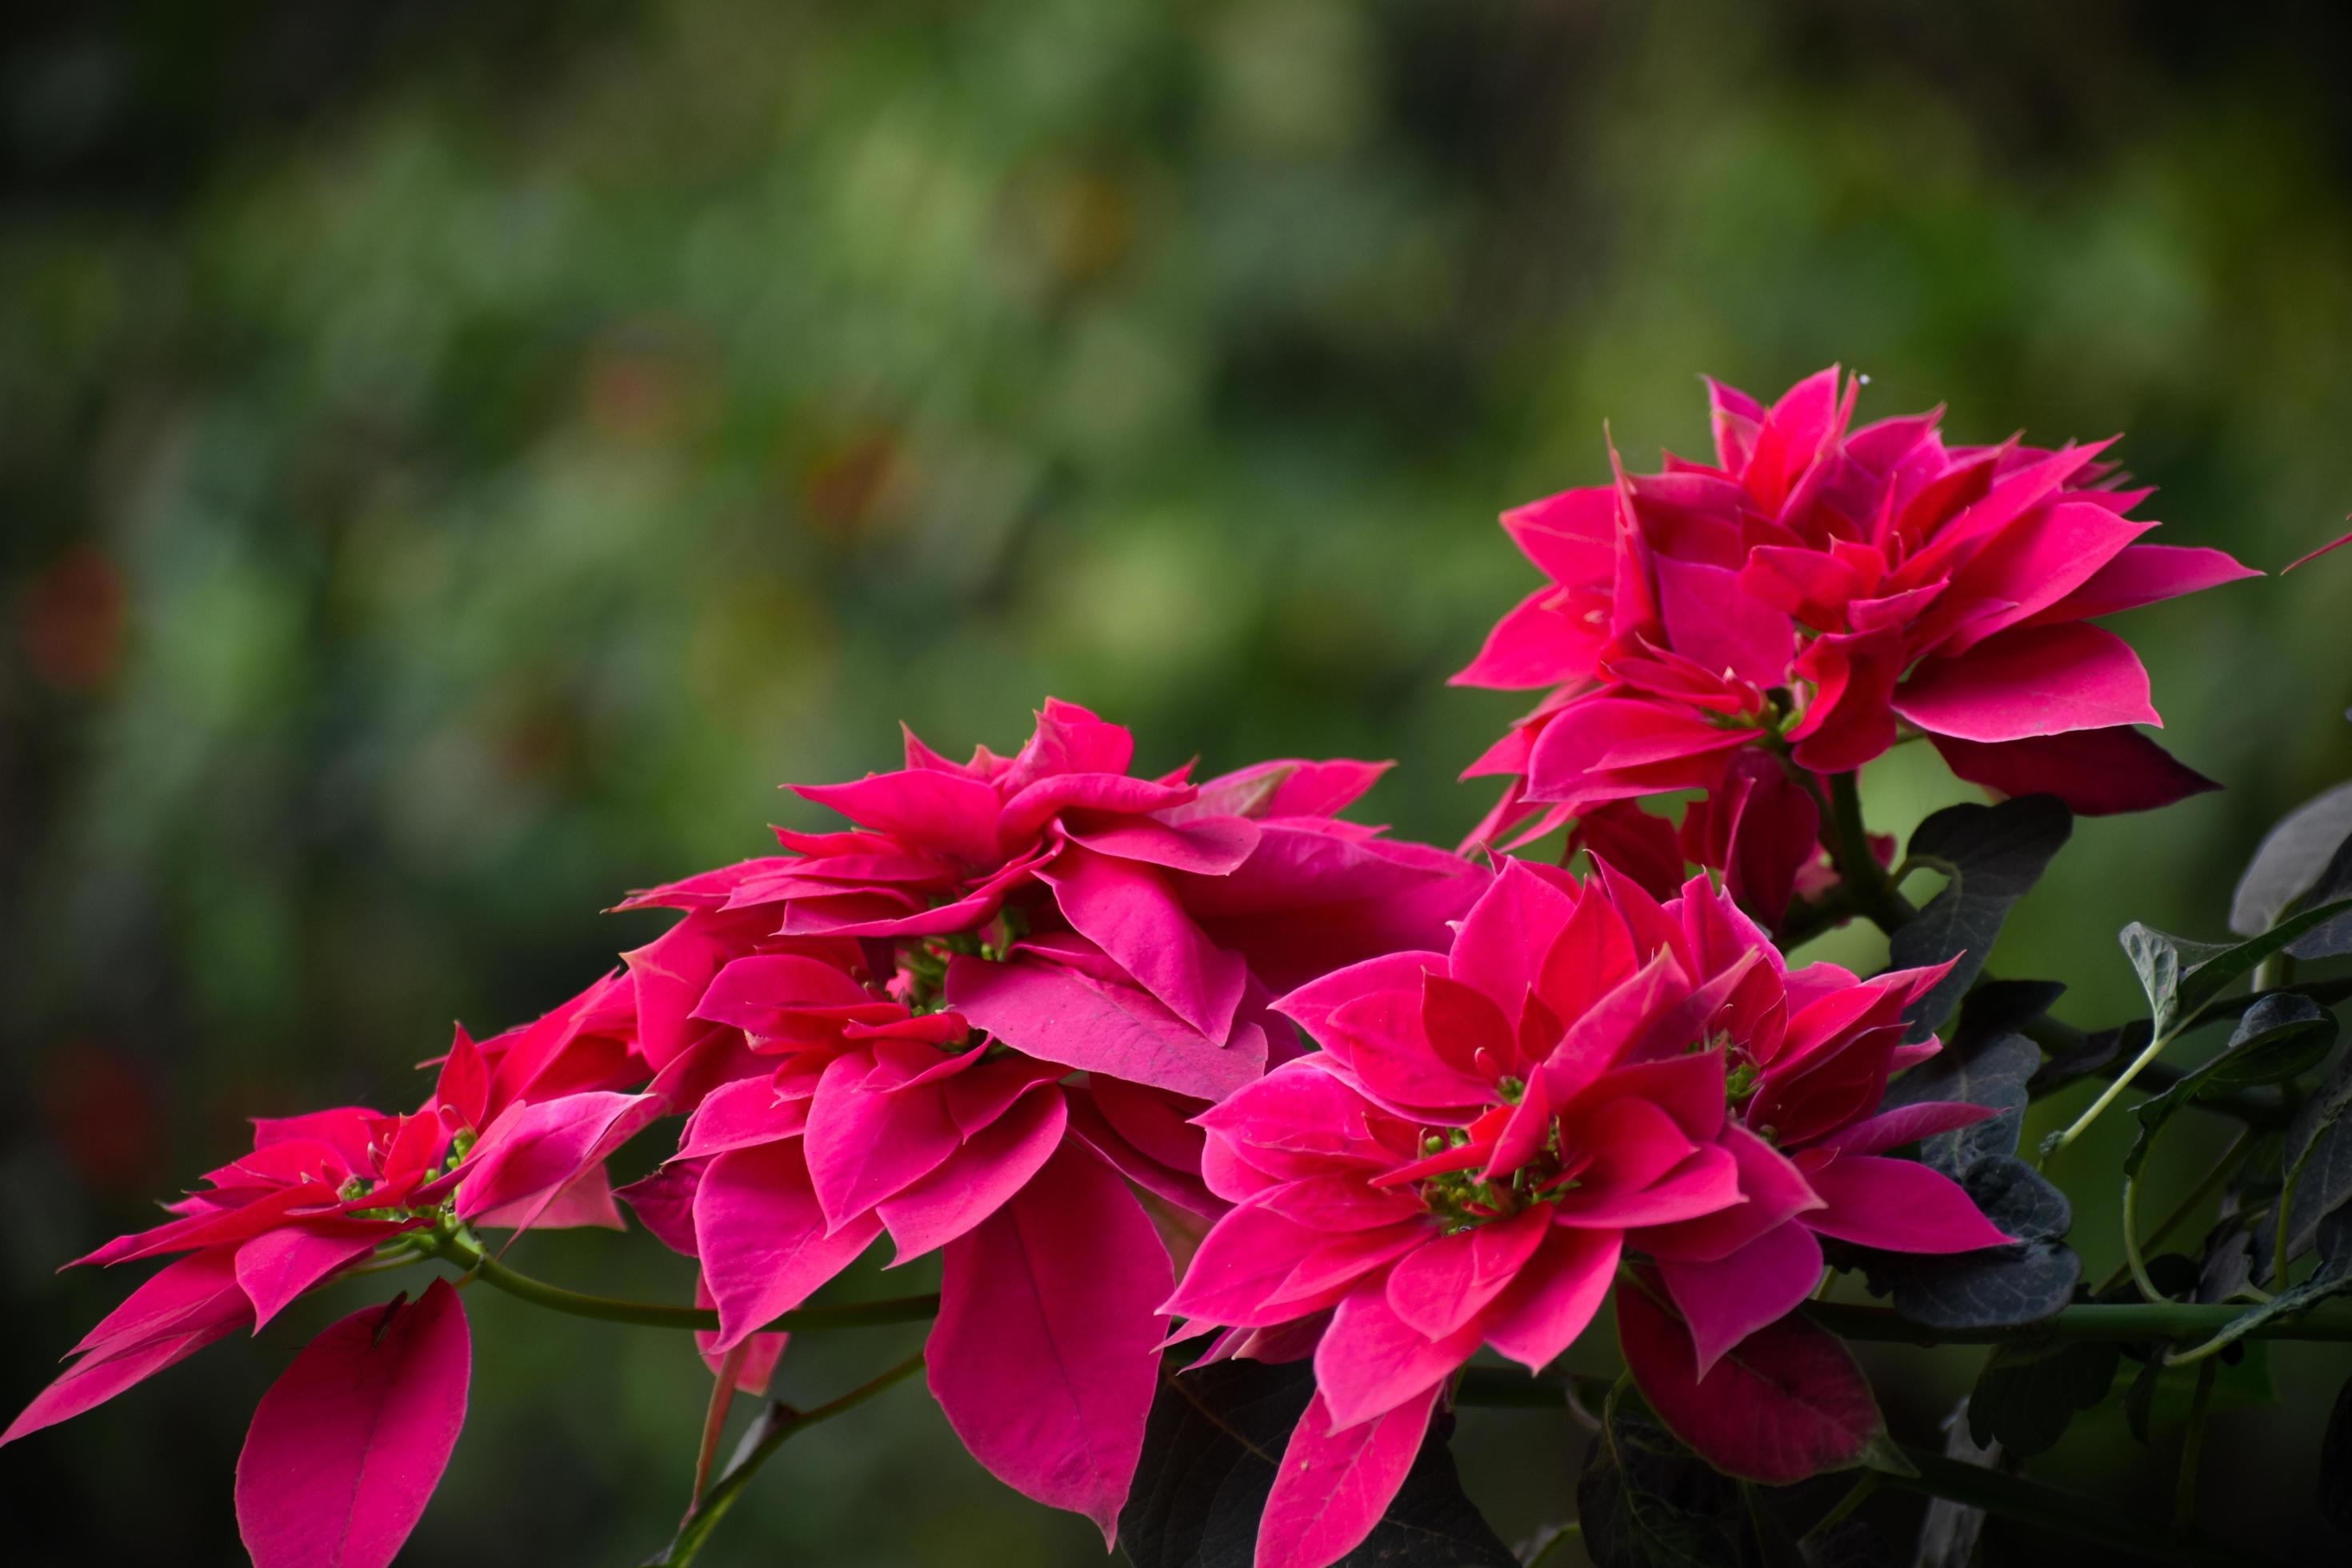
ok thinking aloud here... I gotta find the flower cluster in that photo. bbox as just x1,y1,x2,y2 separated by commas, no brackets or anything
7,698,1486,1560
1163,862,2005,1567
22,372,2292,1568
607,698,1485,1535
1455,367,2258,897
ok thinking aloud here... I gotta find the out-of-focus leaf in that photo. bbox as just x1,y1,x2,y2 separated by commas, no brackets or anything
1966,1338,2119,1458
2288,832,2352,959
2281,1044,2352,1268
1576,1392,1750,1568
2231,781,2352,934
1118,1355,1513,1568
1887,798,2072,1040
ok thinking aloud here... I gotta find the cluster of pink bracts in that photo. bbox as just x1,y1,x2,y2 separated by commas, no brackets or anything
8,370,2285,1568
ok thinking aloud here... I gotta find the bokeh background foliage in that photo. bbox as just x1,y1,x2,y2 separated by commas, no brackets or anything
6,1,2352,1562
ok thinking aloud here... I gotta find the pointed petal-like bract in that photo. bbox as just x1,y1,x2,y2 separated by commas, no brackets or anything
929,1142,1170,1545
1618,1272,1884,1486
1254,1384,1444,1568
694,1141,880,1350
234,1279,470,1568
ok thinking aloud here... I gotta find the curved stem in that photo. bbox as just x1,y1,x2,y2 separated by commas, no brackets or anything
2121,1170,2167,1304
2098,1127,2252,1296
427,1230,938,1336
1801,1299,2352,1346
1827,770,1917,932
2044,1022,2180,1161
653,1351,926,1566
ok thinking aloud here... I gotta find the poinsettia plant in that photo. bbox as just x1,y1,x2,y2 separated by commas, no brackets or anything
12,370,2352,1568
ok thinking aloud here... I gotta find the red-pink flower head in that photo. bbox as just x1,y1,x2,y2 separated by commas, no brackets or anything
622,697,1483,1102
1162,859,2007,1568
1457,367,2258,849
609,699,1486,1542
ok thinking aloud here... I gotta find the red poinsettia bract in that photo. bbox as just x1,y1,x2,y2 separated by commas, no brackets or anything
1161,860,2007,1568
1456,367,2258,857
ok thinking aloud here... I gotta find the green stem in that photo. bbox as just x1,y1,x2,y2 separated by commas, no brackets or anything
2039,1022,2292,1130
428,1230,938,1335
1777,881,1864,950
1801,1299,2352,1345
1879,1446,2270,1568
2044,1021,2181,1160
2098,1127,2252,1296
652,1351,926,1566
2121,1168,2166,1303
2175,1357,2217,1534
2276,1121,2323,1287
1826,770,1916,932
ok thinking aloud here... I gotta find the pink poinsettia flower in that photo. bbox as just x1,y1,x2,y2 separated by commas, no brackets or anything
1457,367,2259,850
623,699,1481,1105
596,700,1486,1542
2,1103,452,1449
4,992,660,1452
1161,860,2007,1568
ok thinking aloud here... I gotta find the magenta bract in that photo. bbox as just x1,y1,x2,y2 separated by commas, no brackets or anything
1163,859,2006,1568
1455,367,2258,851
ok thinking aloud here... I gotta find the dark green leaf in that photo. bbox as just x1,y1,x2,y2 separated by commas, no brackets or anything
2125,995,2339,1184
1857,1157,2078,1330
2288,830,2352,958
2232,782,2352,935
1886,798,2072,1039
1118,1355,1514,1568
2175,1208,2352,1363
2121,900,2352,1037
2197,1226,2255,1305
2026,1020,2139,1097
2321,1377,2352,1534
1576,1394,1752,1568
1884,981,2059,1170
2282,1043,2352,1266
1882,1032,2038,1175
1966,1338,2120,1458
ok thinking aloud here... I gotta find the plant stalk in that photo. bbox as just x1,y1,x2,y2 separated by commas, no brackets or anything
651,1351,926,1566
426,1230,938,1336
1827,770,1917,932
1802,1299,2352,1345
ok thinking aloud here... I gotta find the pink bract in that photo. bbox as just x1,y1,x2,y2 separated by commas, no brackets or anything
1162,859,2006,1568
1455,367,2258,850
622,699,1485,1535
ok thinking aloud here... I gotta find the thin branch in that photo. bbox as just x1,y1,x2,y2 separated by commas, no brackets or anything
1803,1298,2352,1346
650,1351,926,1566
425,1229,938,1336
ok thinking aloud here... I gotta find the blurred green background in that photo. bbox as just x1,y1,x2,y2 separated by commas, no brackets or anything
6,1,2352,1562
